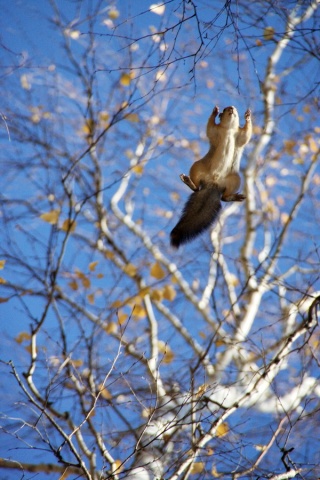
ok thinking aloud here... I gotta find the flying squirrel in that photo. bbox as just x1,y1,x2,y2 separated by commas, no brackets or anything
170,105,252,248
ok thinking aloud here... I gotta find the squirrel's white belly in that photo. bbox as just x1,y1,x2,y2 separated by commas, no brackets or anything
213,137,236,177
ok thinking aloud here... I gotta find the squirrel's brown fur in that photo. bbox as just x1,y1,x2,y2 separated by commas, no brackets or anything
170,105,252,248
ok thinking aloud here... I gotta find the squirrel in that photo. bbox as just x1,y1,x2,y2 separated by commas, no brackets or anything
170,105,252,248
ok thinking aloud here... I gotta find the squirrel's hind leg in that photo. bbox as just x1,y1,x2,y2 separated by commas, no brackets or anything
180,174,199,192
221,171,245,202
222,192,246,202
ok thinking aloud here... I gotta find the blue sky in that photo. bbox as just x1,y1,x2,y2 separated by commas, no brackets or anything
1,1,320,477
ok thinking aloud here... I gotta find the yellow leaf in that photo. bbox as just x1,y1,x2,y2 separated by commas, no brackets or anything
157,340,167,353
75,269,84,279
75,269,91,288
117,311,128,325
132,164,144,174
61,219,76,232
128,295,141,308
155,70,166,82
253,124,263,135
313,174,320,185
265,175,276,187
82,119,94,136
40,209,60,225
108,8,119,19
162,284,176,301
162,349,174,364
99,383,112,399
0,297,9,303
170,192,180,202
139,287,151,298
125,113,139,123
104,322,118,334
75,270,86,285
88,409,95,418
150,262,165,280
196,384,208,398
105,250,115,260
281,213,289,224
112,459,123,473
65,29,80,39
111,300,123,309
190,462,204,474
89,261,99,272
120,73,132,86
150,288,163,301
266,200,278,216
99,111,110,123
71,30,80,39
308,137,318,153
87,293,95,304
97,273,104,279
260,190,268,203
211,465,220,477
158,340,174,364
0,277,6,284
293,157,304,165
215,339,226,347
0,260,6,269
20,74,31,90
15,332,31,344
133,304,146,319
263,26,275,41
226,273,239,287
283,139,296,154
141,407,152,418
82,124,90,135
255,444,267,452
81,276,91,289
216,422,229,437
71,359,83,367
68,280,78,291
123,263,137,277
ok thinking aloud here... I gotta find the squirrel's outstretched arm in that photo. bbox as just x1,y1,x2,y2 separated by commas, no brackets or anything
236,109,252,146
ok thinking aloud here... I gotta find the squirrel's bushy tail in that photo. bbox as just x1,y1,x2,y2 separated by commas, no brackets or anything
170,184,222,248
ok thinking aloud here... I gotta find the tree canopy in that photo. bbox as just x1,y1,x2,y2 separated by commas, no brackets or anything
0,1,320,479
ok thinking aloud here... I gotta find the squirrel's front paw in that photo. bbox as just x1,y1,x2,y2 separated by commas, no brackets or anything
245,109,251,121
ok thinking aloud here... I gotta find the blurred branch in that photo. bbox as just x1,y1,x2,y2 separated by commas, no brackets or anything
0,459,84,477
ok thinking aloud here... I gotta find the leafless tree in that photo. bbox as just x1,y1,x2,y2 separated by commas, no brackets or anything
0,1,320,479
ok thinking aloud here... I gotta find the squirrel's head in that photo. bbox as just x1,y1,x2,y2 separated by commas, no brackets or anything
219,106,239,127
